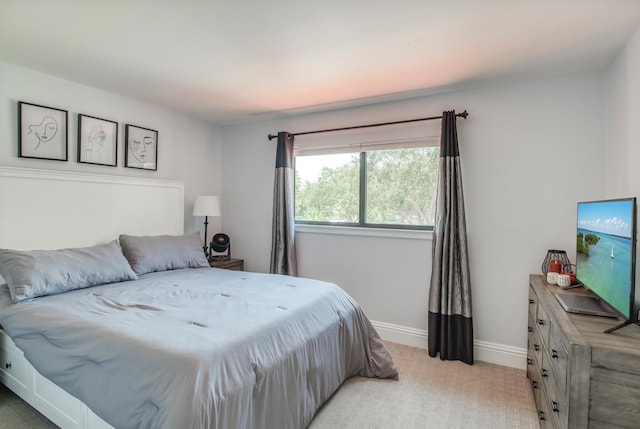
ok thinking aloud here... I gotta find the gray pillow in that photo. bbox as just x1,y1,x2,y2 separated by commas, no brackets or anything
119,233,210,276
0,240,138,303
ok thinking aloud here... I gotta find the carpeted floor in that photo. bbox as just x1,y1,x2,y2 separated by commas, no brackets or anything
0,386,57,429
310,342,538,428
0,342,538,429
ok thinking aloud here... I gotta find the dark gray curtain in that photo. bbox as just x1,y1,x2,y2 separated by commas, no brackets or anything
270,132,298,276
428,110,473,365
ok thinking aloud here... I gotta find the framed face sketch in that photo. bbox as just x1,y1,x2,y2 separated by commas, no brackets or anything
125,124,158,171
77,114,118,167
18,101,68,161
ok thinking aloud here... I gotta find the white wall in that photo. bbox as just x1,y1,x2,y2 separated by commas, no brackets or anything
604,24,640,316
221,72,605,358
0,57,614,363
0,61,222,239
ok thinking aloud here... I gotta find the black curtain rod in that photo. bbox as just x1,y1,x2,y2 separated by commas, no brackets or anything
267,110,468,141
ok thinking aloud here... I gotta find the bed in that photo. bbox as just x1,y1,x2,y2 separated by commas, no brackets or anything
0,168,397,429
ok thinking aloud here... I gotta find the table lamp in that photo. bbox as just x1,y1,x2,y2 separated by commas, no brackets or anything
193,195,220,258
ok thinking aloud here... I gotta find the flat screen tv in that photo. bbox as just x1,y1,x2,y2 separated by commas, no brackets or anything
557,197,638,333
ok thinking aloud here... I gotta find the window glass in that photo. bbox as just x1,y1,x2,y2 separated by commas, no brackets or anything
365,147,439,226
294,144,439,229
295,153,360,223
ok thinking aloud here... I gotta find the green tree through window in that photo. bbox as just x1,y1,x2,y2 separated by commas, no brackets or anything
295,146,439,229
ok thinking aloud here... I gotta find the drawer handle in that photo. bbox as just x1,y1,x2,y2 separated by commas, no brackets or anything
541,368,548,378
538,410,546,421
537,319,545,326
551,349,559,359
4,362,11,369
551,401,560,413
529,299,535,304
527,358,533,366
532,381,538,389
534,344,541,351
528,326,534,333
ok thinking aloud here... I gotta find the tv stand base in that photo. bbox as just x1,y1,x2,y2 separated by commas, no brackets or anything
604,319,640,334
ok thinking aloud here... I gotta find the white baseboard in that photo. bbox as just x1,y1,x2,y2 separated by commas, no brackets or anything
473,339,527,369
371,320,428,349
371,320,527,370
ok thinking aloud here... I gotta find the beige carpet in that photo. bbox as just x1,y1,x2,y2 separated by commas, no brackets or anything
310,342,539,428
0,387,57,429
0,342,538,429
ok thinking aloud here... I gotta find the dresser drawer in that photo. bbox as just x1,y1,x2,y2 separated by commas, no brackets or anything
1,330,86,428
528,323,544,368
538,352,567,429
537,388,556,429
32,369,84,428
528,363,554,429
546,369,567,429
547,322,569,395
0,330,23,354
528,290,537,336
0,339,31,397
527,335,537,372
535,301,551,347
210,258,244,271
529,288,538,318
527,324,541,380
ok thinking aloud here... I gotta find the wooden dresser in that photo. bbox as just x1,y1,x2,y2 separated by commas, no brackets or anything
527,274,640,429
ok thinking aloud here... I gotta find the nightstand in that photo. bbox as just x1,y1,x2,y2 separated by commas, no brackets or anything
209,258,244,271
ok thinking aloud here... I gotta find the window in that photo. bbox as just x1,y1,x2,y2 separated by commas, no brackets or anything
294,144,439,230
295,153,360,223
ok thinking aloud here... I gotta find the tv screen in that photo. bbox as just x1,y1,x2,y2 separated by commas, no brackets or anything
576,198,637,320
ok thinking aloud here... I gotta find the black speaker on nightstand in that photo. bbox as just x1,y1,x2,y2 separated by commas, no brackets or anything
209,233,230,261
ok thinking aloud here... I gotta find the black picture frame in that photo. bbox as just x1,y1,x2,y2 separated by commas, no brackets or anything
124,124,158,171
18,101,68,161
77,114,118,167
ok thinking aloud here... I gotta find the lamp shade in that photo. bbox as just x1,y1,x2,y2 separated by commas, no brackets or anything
193,195,220,217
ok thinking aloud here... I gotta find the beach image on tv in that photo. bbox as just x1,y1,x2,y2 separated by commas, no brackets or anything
576,199,634,317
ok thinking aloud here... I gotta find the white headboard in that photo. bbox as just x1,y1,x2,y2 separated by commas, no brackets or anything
0,166,184,250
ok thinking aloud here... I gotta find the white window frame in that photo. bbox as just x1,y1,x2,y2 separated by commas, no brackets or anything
294,124,441,231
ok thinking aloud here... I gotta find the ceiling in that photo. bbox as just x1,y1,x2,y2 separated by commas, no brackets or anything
2,1,640,124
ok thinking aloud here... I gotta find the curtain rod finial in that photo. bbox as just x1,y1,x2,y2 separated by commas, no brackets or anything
268,134,278,141
459,110,469,119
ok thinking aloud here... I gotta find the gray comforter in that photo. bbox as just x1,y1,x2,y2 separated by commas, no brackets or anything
0,268,397,429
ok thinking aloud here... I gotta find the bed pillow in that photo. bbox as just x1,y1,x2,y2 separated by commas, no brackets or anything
0,240,138,303
119,233,210,276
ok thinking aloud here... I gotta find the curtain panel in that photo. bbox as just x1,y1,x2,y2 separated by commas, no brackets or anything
270,132,298,276
428,110,474,365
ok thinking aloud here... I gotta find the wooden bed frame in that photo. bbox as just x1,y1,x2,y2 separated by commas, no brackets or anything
0,166,184,428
